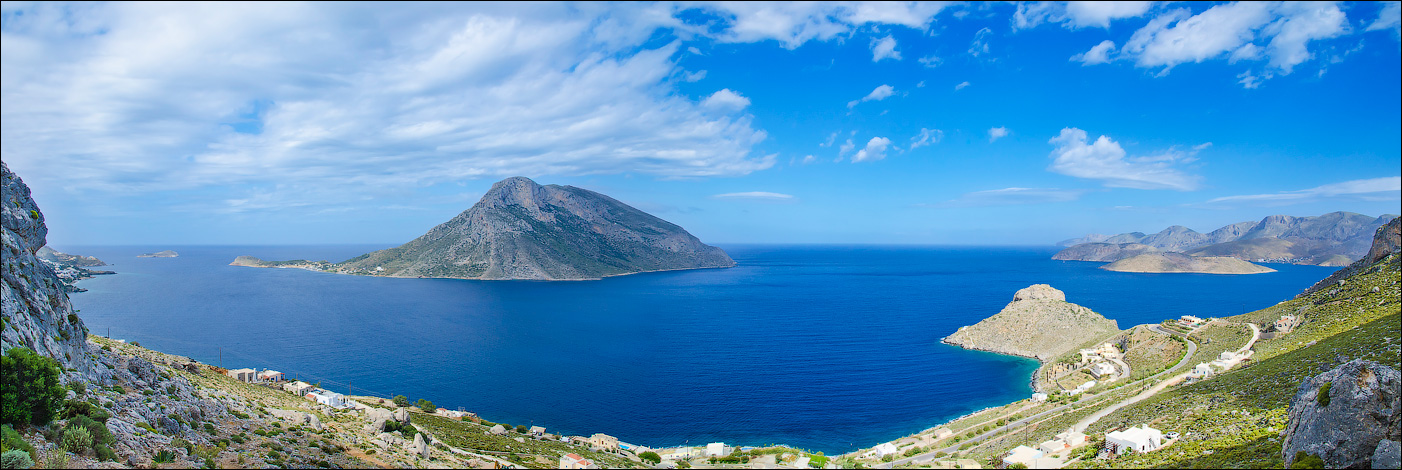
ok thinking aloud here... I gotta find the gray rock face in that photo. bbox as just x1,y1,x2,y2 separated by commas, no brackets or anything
1299,217,1402,297
1282,359,1401,468
1051,242,1159,262
325,176,735,280
1375,440,1401,470
1,162,93,377
413,432,429,457
393,407,411,423
1013,284,1066,302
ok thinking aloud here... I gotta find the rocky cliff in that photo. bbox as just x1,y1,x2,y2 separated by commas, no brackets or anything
243,176,734,280
1054,212,1397,266
1101,252,1276,274
1299,217,1402,298
1,161,93,378
1051,242,1159,262
1281,359,1400,468
943,284,1120,361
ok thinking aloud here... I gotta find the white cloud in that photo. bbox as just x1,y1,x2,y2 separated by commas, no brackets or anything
1015,1,1155,30
918,54,943,68
1072,40,1116,65
1046,127,1201,191
820,131,838,147
870,35,902,61
702,88,751,111
847,84,896,108
839,138,856,156
909,128,943,150
0,3,779,211
988,127,1010,142
852,137,892,163
712,191,796,201
1119,2,1348,84
935,187,1088,207
968,27,993,57
954,81,971,90
1206,177,1402,205
683,69,708,82
1368,1,1401,40
702,2,949,49
801,155,817,164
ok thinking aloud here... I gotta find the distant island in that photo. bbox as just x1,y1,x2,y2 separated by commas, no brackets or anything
137,250,179,258
943,284,1120,362
1102,252,1276,274
233,176,734,280
1054,211,1397,270
37,246,115,292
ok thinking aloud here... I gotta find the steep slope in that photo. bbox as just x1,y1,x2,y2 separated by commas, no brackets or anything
1052,242,1159,262
1101,252,1276,274
1,162,93,377
241,177,734,280
1053,211,1396,266
943,284,1120,361
1299,217,1402,297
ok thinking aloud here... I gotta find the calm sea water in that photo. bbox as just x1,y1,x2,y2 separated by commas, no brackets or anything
63,244,1335,454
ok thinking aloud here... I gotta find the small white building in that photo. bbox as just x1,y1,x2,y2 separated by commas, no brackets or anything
793,456,811,468
303,389,347,408
257,370,285,382
281,381,313,395
1193,363,1214,377
1003,445,1044,467
559,453,598,469
1038,429,1087,455
226,368,257,382
1031,392,1049,402
529,426,546,436
1089,362,1117,379
660,447,696,460
1078,380,1097,392
874,442,899,458
1105,425,1164,454
706,442,729,457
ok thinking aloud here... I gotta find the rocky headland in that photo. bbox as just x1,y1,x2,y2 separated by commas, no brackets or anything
1101,252,1276,274
234,176,735,280
137,250,179,258
943,284,1120,362
1055,211,1397,266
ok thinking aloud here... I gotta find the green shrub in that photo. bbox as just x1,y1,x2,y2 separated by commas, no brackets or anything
39,451,67,469
94,444,116,462
1,348,66,426
134,422,156,434
1316,382,1332,407
60,399,109,422
1,449,34,469
65,414,113,447
639,451,661,463
514,424,527,434
153,449,176,463
415,398,435,412
1291,452,1325,469
61,426,92,453
2,424,37,460
204,422,216,434
392,395,410,408
66,382,84,397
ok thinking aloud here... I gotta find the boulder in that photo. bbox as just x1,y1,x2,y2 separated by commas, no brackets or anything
1013,284,1066,302
308,413,323,432
413,433,429,458
393,407,410,423
364,407,394,432
489,424,507,435
1282,359,1401,468
1375,439,1400,470
127,357,158,385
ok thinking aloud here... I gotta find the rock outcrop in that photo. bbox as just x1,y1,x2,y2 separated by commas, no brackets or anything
1299,217,1402,297
1281,359,1401,468
239,176,734,280
1100,252,1276,274
1,162,94,378
943,284,1120,361
1054,212,1397,266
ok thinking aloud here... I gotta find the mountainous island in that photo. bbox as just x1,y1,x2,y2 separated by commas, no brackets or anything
1102,252,1277,274
232,176,734,280
1054,212,1397,273
943,284,1120,362
137,250,179,258
36,246,116,292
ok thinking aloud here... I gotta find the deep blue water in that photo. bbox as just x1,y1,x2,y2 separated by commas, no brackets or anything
63,244,1336,454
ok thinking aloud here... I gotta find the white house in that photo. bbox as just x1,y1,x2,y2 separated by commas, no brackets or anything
1089,362,1117,379
257,370,285,382
874,442,899,458
793,456,811,468
1105,425,1164,454
706,442,729,457
1037,429,1087,455
1003,445,1044,467
281,381,313,395
660,447,696,460
1078,380,1097,392
559,453,598,469
226,368,257,382
1031,393,1049,402
1193,363,1214,377
934,427,954,439
529,426,546,437
303,389,347,408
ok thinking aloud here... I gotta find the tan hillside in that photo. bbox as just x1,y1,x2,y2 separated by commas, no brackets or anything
1102,252,1275,274
943,284,1120,361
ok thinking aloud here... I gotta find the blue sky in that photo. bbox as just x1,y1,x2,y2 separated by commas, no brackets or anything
3,1,1400,247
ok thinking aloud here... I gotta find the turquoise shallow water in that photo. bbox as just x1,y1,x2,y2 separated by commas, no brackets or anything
64,244,1335,454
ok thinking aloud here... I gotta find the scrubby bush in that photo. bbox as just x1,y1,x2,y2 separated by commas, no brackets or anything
65,414,112,449
60,426,92,453
1316,382,1332,407
2,424,36,459
639,451,661,463
1,449,33,469
1291,452,1325,469
392,395,410,408
153,450,176,463
60,399,109,422
94,444,116,462
514,424,527,434
66,382,84,397
415,398,435,412
1,348,65,426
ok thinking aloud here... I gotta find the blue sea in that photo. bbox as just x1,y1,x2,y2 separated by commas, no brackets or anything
62,244,1336,454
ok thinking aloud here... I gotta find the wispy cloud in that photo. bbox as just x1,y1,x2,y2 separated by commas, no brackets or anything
848,84,896,108
909,128,943,150
870,35,901,61
930,187,1089,208
852,137,892,163
954,81,971,91
1046,127,1202,191
1205,177,1402,205
988,127,1010,142
701,89,752,111
712,191,796,201
1072,40,1116,65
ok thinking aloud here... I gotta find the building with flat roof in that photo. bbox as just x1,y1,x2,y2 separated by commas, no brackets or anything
1106,425,1163,454
1004,445,1044,467
559,453,598,469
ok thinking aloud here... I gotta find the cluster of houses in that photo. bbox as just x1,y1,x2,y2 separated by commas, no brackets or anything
1076,343,1123,382
1189,350,1254,381
224,367,351,409
559,453,598,469
1004,424,1168,469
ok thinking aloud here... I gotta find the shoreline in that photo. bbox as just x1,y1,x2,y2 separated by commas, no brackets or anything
229,258,737,281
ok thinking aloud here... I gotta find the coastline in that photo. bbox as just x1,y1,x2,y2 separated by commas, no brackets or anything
229,258,737,281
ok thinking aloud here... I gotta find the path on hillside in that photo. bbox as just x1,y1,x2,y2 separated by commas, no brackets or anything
1072,323,1255,433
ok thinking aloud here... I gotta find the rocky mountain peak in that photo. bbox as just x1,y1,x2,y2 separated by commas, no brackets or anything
482,176,547,208
1013,284,1066,302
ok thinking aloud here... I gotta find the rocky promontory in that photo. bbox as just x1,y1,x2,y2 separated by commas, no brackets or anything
1101,252,1276,274
137,250,179,258
1051,242,1159,262
943,284,1120,361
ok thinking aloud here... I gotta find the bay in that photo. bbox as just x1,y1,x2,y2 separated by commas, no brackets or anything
63,244,1336,454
